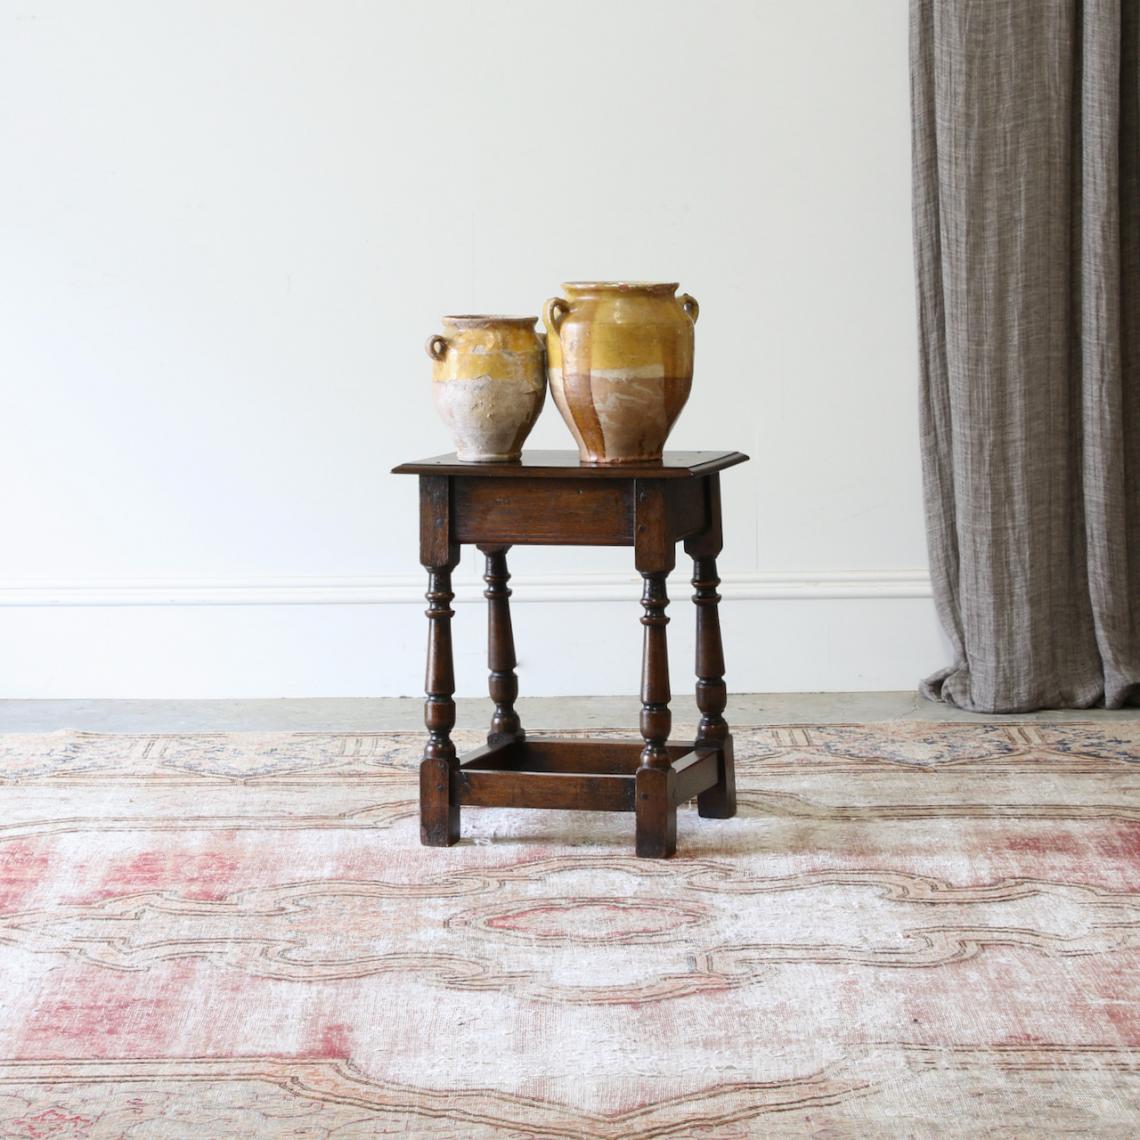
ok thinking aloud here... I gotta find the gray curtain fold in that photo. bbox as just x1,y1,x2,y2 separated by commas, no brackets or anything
910,0,1140,712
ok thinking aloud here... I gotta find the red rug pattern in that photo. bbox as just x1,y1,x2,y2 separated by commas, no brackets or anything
0,722,1137,1136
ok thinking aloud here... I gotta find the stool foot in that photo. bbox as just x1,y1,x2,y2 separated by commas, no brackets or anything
635,765,677,858
697,734,737,819
420,757,459,846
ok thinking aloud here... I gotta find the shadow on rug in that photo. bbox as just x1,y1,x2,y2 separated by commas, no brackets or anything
0,722,1137,1136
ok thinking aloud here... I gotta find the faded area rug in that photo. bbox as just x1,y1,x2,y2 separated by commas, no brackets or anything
0,722,1138,1137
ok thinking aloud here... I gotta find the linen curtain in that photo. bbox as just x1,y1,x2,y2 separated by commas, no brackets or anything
910,0,1139,712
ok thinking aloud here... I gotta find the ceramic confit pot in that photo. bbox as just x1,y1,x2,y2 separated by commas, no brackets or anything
425,315,546,462
541,281,698,465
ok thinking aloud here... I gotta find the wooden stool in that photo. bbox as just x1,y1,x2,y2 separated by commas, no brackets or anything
392,450,749,858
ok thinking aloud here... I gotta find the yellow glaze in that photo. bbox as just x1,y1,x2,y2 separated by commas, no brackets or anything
542,283,698,464
428,315,545,384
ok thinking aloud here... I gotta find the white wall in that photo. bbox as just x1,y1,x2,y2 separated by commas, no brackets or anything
0,0,946,698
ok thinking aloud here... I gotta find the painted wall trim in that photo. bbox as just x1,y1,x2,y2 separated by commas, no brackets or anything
0,570,934,608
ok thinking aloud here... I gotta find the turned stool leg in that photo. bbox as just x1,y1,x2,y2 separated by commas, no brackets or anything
690,554,736,817
479,545,524,745
685,473,736,819
635,570,676,858
420,562,460,846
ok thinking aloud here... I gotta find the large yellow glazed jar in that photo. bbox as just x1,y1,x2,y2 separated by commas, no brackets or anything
425,315,546,462
542,282,698,464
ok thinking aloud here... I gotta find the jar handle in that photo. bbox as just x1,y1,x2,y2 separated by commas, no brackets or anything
542,296,570,335
425,334,448,361
679,293,700,324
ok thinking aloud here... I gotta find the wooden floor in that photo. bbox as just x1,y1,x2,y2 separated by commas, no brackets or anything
1,693,1137,733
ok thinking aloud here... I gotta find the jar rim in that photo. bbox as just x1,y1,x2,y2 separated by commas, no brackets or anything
440,315,538,328
562,281,679,295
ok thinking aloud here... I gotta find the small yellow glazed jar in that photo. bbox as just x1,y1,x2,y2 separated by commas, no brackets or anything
542,282,698,465
425,316,546,462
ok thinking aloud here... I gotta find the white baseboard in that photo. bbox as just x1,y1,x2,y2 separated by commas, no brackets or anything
0,570,944,699
0,569,932,607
